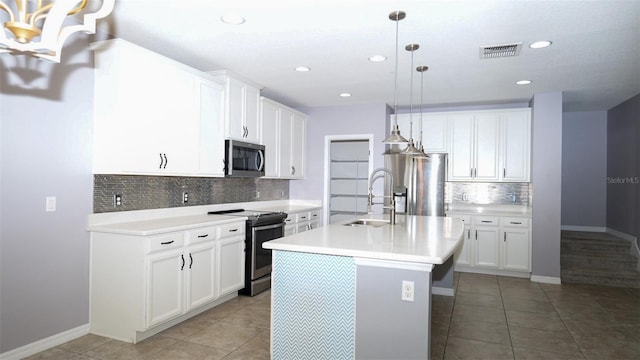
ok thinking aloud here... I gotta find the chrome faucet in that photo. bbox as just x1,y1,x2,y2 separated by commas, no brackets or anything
368,167,397,225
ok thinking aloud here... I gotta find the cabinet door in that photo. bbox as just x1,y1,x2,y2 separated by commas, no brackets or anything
474,226,500,268
226,77,246,140
146,250,184,327
290,112,306,178
501,111,531,182
244,85,261,143
449,114,475,180
501,229,530,271
199,80,226,176
421,114,448,153
454,224,472,266
474,114,500,181
260,99,281,177
217,236,245,296
279,108,294,177
185,242,217,310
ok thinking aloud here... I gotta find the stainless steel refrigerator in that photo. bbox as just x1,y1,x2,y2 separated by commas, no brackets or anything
384,152,447,216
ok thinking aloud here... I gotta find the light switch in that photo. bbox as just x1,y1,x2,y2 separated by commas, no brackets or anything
46,196,56,212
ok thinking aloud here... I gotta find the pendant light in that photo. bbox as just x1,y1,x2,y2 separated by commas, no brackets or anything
401,44,424,156
382,10,409,144
416,65,430,157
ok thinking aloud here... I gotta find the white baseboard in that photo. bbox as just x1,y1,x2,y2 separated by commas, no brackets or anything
432,286,455,297
606,227,638,243
530,275,561,284
561,225,607,232
0,324,89,360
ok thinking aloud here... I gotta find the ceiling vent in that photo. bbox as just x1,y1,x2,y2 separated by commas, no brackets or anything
479,43,522,59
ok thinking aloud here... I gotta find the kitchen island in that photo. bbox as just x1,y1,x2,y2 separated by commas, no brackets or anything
263,214,464,359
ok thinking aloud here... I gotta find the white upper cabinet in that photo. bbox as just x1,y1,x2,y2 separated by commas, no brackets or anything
448,108,530,182
92,39,225,177
259,97,307,179
395,113,448,153
500,109,531,182
198,80,226,177
210,71,261,144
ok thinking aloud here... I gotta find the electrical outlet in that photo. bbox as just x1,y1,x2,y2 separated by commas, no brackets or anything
113,194,122,207
402,280,414,302
182,192,189,204
45,196,56,212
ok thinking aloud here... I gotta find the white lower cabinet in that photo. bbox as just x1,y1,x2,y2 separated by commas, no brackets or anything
284,208,322,235
90,220,245,343
448,212,530,276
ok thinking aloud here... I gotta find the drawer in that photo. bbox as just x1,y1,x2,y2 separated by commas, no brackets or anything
147,233,184,253
218,222,245,239
284,214,296,225
296,212,310,222
502,217,529,227
474,216,499,226
309,210,321,221
187,226,217,245
447,213,471,224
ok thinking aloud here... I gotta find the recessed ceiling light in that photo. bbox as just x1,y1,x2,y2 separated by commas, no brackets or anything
339,93,352,98
295,66,311,72
529,40,552,49
369,55,387,62
221,15,246,25
516,80,532,85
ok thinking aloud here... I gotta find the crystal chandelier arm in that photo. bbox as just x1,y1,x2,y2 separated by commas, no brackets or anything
0,2,16,22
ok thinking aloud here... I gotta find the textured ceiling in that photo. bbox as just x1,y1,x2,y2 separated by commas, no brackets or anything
101,0,640,111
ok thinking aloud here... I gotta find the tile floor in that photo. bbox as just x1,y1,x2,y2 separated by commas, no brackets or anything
26,272,640,360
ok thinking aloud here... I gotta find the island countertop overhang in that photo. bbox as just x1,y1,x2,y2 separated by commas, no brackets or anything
263,214,465,264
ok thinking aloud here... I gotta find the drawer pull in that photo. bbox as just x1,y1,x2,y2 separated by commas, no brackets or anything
300,216,307,219
481,220,493,223
160,240,174,245
197,234,209,238
228,228,239,232
312,214,318,217
510,221,522,225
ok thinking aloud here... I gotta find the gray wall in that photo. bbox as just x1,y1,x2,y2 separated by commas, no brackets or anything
290,103,389,201
606,94,640,240
530,92,563,279
0,41,94,353
561,111,607,228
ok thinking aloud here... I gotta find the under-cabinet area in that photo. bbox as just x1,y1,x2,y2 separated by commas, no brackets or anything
89,217,246,343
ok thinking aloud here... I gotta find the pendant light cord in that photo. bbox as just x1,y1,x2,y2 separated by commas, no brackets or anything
392,17,400,129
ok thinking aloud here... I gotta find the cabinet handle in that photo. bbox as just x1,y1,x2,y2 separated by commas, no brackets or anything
160,240,174,245
475,230,478,240
291,166,296,175
481,220,492,223
159,153,164,169
470,168,473,177
503,168,506,177
467,229,470,239
189,253,193,269
180,254,185,271
197,234,209,238
229,228,239,232
300,216,307,219
163,153,168,169
510,221,522,225
504,233,507,242
312,214,318,217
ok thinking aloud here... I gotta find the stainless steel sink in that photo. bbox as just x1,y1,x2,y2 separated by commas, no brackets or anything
343,219,390,227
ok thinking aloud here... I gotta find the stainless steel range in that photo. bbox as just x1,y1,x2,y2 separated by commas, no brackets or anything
208,209,287,296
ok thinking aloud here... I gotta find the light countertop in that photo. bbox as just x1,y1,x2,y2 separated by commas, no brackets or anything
87,200,322,236
263,214,464,265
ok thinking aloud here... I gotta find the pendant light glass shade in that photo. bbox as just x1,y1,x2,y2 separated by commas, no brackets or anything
383,11,408,144
414,65,430,158
401,44,424,156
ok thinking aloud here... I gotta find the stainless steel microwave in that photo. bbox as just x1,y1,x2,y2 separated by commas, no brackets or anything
225,140,265,177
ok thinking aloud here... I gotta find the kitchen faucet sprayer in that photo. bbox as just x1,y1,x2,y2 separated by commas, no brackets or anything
368,167,397,225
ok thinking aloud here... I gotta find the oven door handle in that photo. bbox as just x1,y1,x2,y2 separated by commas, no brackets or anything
253,222,285,232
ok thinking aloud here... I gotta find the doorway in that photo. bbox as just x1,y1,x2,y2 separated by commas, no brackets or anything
323,135,373,224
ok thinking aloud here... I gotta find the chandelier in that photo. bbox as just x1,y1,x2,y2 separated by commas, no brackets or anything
0,0,114,62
